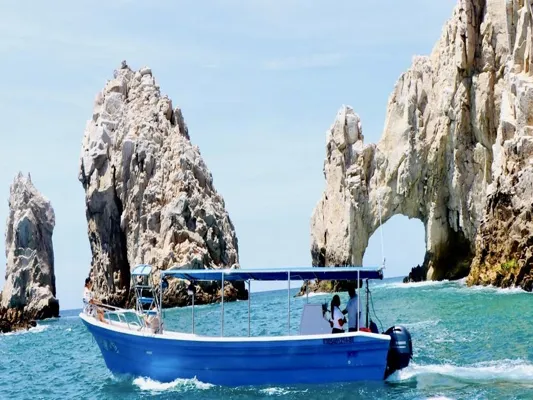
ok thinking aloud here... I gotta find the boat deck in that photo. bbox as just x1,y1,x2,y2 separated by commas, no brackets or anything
80,312,391,343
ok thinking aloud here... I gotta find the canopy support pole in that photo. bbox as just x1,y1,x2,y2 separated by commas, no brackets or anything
365,279,370,328
305,280,309,304
192,291,195,334
357,269,360,331
221,272,225,337
247,280,251,337
159,275,164,332
288,271,291,335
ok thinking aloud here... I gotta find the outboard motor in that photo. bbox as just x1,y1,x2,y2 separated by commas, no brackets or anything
384,325,413,379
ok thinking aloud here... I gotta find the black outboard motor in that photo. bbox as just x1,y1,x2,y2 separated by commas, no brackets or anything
384,325,413,379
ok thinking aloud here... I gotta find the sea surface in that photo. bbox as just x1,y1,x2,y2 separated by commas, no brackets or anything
2,277,533,399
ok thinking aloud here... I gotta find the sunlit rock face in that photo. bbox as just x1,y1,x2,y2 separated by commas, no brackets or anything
1,173,59,332
310,0,533,290
79,62,247,306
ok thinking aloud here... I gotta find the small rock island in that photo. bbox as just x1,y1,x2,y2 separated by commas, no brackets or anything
0,173,59,333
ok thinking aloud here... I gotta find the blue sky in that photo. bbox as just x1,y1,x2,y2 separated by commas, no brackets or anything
0,0,456,310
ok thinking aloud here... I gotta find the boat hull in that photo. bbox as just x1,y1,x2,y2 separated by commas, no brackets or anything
80,314,391,386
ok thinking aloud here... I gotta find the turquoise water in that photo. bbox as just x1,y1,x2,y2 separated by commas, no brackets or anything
2,277,533,399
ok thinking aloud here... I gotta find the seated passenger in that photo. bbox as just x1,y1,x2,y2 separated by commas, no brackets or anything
144,305,161,334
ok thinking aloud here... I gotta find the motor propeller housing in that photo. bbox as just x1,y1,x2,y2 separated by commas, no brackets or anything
384,325,413,379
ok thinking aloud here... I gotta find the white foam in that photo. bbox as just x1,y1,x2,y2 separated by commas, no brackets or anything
425,397,455,400
460,281,530,295
260,387,308,396
380,280,450,290
261,387,290,396
2,324,48,336
387,359,533,384
133,376,213,392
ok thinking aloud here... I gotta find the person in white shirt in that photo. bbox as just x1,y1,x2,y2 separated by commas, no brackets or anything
83,278,106,323
329,295,346,334
83,278,95,315
344,285,362,332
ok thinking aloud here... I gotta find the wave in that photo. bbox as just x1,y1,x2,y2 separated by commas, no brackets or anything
387,359,533,384
425,397,455,400
458,281,530,295
378,280,450,290
260,387,309,396
133,377,213,392
2,324,49,337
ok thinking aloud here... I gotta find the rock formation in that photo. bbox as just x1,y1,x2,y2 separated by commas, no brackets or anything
1,173,59,332
79,62,247,307
402,264,428,284
310,0,533,290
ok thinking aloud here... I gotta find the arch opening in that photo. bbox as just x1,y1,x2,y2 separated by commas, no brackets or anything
363,215,425,280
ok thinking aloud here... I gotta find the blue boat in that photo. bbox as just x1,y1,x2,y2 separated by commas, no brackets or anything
80,266,413,386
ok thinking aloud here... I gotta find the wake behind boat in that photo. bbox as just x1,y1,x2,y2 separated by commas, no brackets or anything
80,265,413,386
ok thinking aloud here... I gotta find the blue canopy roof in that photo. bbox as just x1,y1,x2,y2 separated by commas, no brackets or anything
131,264,153,276
160,266,383,282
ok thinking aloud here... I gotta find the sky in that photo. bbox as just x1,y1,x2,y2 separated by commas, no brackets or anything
0,0,457,310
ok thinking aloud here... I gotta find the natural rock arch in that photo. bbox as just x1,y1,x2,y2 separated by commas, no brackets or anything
311,106,475,281
311,0,533,284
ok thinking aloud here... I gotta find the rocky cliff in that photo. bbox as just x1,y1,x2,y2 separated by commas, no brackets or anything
79,62,247,307
310,0,533,290
0,173,59,332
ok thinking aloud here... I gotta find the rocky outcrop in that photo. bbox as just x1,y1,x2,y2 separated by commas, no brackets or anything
79,62,247,307
0,308,36,334
468,0,533,290
403,264,428,284
1,173,59,332
310,0,533,290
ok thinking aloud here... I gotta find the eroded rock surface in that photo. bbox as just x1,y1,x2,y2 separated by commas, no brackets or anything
310,0,533,290
79,62,246,306
1,173,58,332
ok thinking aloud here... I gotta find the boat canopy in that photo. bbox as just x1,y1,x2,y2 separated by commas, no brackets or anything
160,266,383,282
131,264,153,277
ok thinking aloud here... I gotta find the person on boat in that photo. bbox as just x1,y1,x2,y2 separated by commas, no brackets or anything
143,304,161,334
329,294,346,334
83,278,106,323
343,285,362,332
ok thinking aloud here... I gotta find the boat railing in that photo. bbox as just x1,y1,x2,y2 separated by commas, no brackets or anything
85,302,146,332
104,309,143,330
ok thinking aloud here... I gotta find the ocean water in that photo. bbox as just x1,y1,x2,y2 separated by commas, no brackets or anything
2,277,533,399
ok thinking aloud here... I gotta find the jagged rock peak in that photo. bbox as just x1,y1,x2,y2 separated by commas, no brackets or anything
1,172,58,325
79,63,246,307
311,0,533,289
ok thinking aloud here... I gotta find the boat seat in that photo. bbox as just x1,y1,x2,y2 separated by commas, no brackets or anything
299,303,332,335
139,297,153,304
